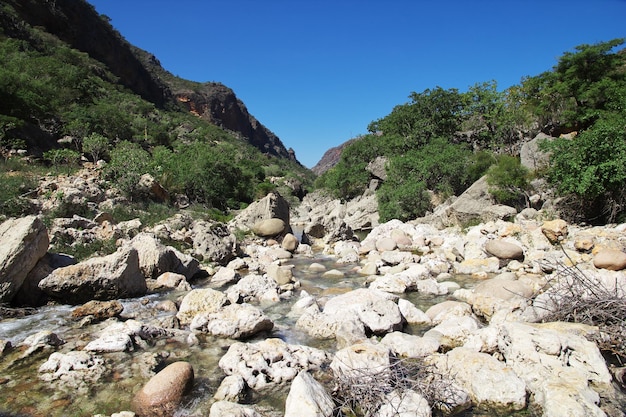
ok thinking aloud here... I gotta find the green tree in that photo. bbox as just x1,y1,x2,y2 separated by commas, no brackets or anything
542,113,626,222
105,141,151,198
82,132,109,162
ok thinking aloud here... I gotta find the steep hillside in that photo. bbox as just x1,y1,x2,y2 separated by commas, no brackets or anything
0,0,297,162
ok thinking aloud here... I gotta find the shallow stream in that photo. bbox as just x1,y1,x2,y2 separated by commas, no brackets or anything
0,252,480,417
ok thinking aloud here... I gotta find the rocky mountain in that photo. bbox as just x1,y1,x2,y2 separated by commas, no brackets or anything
311,137,359,175
1,0,297,162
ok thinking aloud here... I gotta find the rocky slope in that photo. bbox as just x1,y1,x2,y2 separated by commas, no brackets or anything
311,137,358,175
1,0,297,162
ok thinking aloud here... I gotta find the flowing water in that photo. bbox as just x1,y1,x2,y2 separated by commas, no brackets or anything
0,253,497,417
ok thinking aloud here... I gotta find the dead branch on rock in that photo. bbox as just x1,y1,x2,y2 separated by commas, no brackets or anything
331,357,464,417
535,250,626,364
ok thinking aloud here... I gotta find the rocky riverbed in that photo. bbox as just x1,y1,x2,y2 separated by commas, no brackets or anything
1,189,626,417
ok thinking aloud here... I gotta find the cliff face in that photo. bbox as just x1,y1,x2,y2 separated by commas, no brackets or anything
4,0,171,107
174,83,297,161
311,138,358,175
2,0,298,162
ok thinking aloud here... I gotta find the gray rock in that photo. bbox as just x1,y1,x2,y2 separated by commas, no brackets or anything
228,192,291,234
0,216,49,303
190,303,273,339
176,288,228,325
191,220,239,265
430,347,526,411
218,338,330,390
38,246,147,305
209,401,261,417
39,351,107,393
130,232,199,279
284,371,335,417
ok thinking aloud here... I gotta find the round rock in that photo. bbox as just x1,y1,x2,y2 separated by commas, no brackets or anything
485,240,524,260
252,219,286,237
131,361,194,417
593,248,626,271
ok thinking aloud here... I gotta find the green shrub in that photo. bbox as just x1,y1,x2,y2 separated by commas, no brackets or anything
0,166,37,218
43,148,81,174
486,155,530,206
82,132,109,162
541,113,626,222
105,141,151,198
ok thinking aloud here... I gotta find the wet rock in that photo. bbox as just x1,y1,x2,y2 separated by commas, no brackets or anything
593,248,626,271
130,361,194,417
218,338,330,390
20,330,65,357
85,319,171,353
430,347,526,411
0,215,49,303
214,375,246,402
308,263,327,272
284,371,334,417
71,300,123,321
321,269,344,279
39,351,107,393
176,288,228,325
209,401,261,417
190,303,274,339
38,246,147,305
224,274,280,304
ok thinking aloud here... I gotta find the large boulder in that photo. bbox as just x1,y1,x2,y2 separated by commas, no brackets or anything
130,232,200,279
191,221,239,265
131,361,194,417
176,288,228,325
284,371,335,417
251,218,286,237
228,192,291,233
497,322,614,417
190,303,274,339
429,347,526,412
442,176,517,227
38,246,147,304
520,133,553,171
0,216,49,303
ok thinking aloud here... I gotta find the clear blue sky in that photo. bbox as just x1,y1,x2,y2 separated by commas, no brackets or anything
88,0,625,168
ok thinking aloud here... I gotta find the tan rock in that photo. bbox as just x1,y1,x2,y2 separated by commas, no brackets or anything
131,361,194,417
376,237,397,252
485,240,524,260
541,219,568,244
574,237,594,252
0,216,49,303
71,300,123,320
281,233,299,252
252,218,286,237
593,248,626,271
